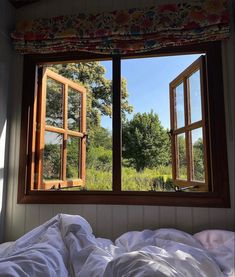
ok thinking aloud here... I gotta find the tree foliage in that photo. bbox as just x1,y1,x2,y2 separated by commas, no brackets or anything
192,138,204,181
48,62,133,130
122,111,171,172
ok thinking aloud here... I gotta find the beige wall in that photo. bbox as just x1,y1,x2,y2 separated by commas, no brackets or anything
0,0,15,242
4,0,235,242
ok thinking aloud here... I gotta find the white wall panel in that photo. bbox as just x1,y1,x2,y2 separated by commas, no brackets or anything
39,205,54,224
209,208,230,230
127,206,144,231
192,208,209,233
159,207,176,228
112,205,128,240
52,204,70,216
25,205,40,233
176,207,193,233
97,205,113,238
143,206,160,230
4,0,235,241
68,204,83,216
82,204,97,234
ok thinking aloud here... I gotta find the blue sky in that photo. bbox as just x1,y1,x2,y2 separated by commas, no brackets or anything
101,54,202,130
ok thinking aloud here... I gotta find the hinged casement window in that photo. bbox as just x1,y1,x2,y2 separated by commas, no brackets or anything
170,56,208,192
18,42,230,207
32,68,87,190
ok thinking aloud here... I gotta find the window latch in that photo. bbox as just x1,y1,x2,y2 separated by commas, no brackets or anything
174,185,199,192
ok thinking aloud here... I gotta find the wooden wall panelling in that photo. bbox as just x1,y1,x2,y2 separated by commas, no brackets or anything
52,204,70,216
96,205,113,238
143,206,160,230
192,208,209,233
176,207,193,233
209,208,229,230
82,204,97,234
127,206,144,231
8,55,26,240
39,205,54,224
68,204,83,216
25,204,40,232
159,207,176,228
112,205,128,240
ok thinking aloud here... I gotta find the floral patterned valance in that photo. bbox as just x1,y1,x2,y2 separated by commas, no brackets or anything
11,0,230,55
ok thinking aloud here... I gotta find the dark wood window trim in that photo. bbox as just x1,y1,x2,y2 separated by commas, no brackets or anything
18,42,230,207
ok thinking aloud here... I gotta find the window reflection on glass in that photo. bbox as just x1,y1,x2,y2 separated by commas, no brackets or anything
68,87,81,131
189,70,202,123
43,131,63,181
46,78,63,128
177,133,187,179
175,83,185,129
191,128,205,182
67,136,80,180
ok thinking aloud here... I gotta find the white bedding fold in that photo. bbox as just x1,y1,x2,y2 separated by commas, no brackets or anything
0,214,234,277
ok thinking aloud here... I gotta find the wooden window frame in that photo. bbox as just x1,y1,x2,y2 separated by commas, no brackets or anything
34,68,87,190
18,42,230,207
170,56,209,191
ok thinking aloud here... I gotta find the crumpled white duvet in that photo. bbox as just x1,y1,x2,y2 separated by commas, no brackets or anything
0,214,234,277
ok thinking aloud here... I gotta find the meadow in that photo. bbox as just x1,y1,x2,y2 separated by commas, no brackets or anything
85,166,175,192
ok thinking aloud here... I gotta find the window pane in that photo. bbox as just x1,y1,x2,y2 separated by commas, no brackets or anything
46,78,63,128
177,133,187,179
68,87,81,131
189,70,202,123
121,55,202,192
84,60,112,191
191,128,205,181
175,83,185,129
43,131,63,181
67,136,80,179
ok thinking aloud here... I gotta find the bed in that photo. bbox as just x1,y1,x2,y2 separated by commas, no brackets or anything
0,214,234,276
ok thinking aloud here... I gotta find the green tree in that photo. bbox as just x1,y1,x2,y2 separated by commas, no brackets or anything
48,62,133,131
193,138,204,181
177,134,187,176
122,111,171,172
46,62,132,180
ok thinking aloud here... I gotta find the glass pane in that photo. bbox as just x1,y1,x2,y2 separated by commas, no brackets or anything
46,78,63,128
177,133,187,179
43,131,63,181
175,83,185,129
67,136,80,179
121,56,199,192
191,128,205,181
85,60,112,191
189,70,202,123
68,87,81,131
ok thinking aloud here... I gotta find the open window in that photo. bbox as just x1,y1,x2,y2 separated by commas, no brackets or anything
33,69,87,190
18,42,230,207
170,56,208,192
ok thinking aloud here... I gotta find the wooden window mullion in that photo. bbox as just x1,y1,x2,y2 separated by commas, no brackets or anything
184,77,192,182
62,84,68,183
81,87,87,183
170,86,177,180
199,56,209,190
113,56,121,192
37,69,47,190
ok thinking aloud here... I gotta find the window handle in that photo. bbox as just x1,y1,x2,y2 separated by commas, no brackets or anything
174,185,199,192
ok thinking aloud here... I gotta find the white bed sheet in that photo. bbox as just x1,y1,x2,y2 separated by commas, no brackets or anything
0,214,234,277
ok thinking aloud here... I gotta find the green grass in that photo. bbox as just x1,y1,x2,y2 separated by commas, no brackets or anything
84,166,174,192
